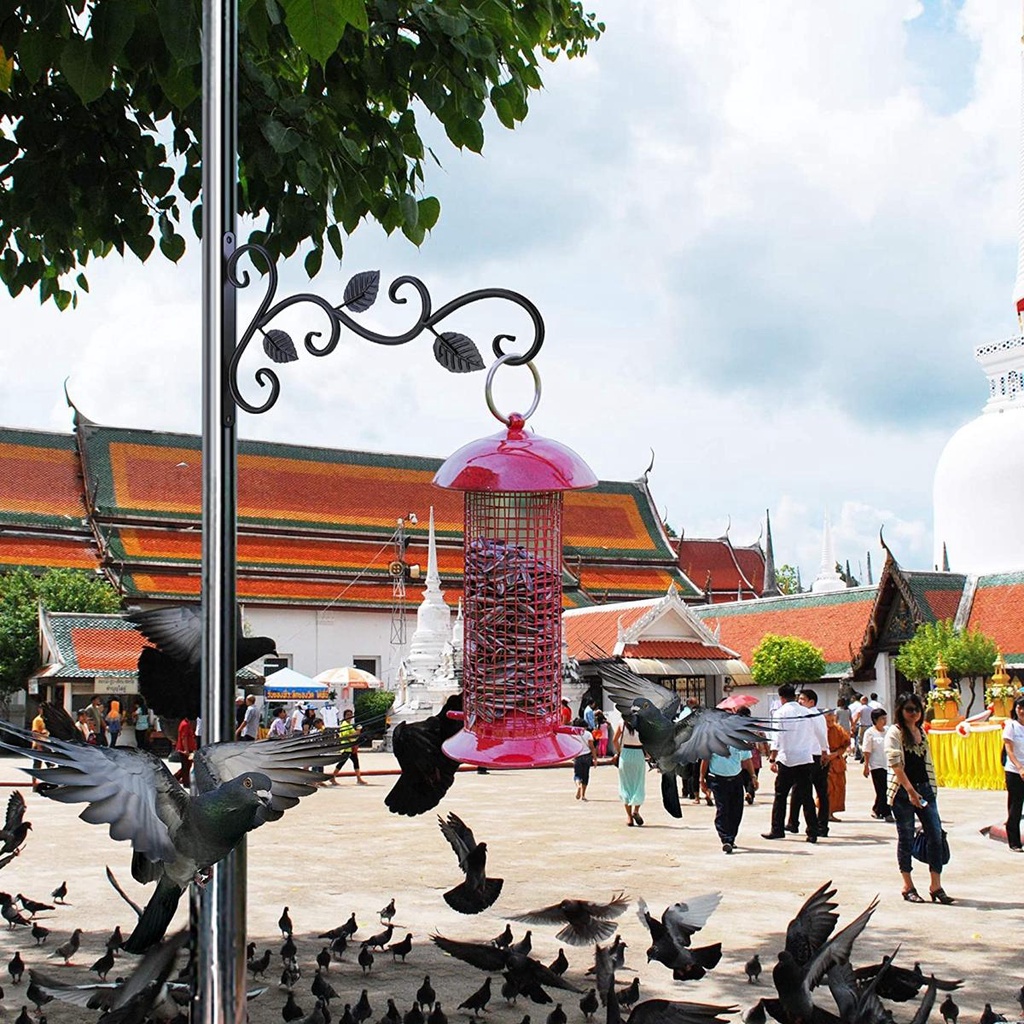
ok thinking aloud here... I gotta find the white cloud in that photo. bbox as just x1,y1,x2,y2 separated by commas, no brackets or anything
0,0,1018,586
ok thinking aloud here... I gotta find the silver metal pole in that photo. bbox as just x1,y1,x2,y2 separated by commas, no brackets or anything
200,0,243,1021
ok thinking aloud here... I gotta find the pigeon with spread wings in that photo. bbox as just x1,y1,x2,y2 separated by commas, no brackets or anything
128,604,276,720
386,695,463,816
510,893,630,947
437,812,503,914
600,661,768,818
636,894,722,982
1,724,343,953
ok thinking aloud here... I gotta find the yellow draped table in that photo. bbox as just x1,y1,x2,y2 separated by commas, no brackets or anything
927,725,1006,790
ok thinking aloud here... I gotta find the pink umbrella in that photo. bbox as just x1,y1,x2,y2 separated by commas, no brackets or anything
717,693,760,711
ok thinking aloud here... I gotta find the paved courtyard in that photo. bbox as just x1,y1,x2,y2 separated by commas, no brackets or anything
0,749,1019,1023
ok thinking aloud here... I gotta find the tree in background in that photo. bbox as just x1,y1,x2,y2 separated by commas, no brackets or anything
0,568,122,697
946,625,999,716
893,619,956,690
775,565,801,595
750,633,825,689
0,1,603,307
354,686,395,742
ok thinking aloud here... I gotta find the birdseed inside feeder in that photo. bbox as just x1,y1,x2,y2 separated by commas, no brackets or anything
434,356,597,767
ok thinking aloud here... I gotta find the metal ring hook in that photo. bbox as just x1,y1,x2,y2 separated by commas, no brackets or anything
484,353,542,425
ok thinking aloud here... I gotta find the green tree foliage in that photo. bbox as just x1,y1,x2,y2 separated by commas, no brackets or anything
0,1,604,307
946,625,999,716
0,568,122,696
355,686,395,740
775,564,800,595
750,633,826,689
893,619,956,684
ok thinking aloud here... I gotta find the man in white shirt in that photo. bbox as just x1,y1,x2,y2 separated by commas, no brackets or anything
321,704,340,729
855,696,875,760
763,683,821,843
288,703,306,737
786,689,830,835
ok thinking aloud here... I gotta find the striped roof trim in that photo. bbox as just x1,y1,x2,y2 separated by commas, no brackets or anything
0,534,101,572
693,587,879,675
575,566,698,599
621,640,736,660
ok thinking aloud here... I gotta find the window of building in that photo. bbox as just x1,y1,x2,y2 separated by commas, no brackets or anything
353,657,379,678
263,656,292,677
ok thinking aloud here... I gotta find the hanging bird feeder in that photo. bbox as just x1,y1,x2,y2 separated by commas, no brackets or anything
434,355,597,767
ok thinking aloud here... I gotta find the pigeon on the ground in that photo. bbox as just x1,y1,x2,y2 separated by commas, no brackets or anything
1,896,29,929
381,998,400,1024
25,974,53,1013
379,899,396,924
417,976,436,1010
249,950,271,980
546,1004,566,1024
321,913,359,942
316,948,331,972
979,1006,1005,1024
105,925,123,957
0,793,30,856
438,812,503,914
13,1008,29,1024
510,931,533,957
280,907,294,937
605,984,736,1024
50,882,68,905
941,994,959,1024
581,990,599,1021
8,952,24,984
128,604,276,720
385,694,463,816
281,935,298,964
617,980,640,1009
363,925,394,950
548,950,569,977
512,894,629,947
492,925,514,948
428,1002,447,1024
49,928,83,965
358,946,374,973
311,969,338,1004
89,949,115,981
458,978,492,1018
281,962,301,992
283,991,305,1021
637,894,723,981
745,955,761,984
17,894,53,917
391,933,413,962
600,661,769,817
31,922,48,945
404,1002,425,1024
354,989,372,1023
4,723,344,953
329,935,348,961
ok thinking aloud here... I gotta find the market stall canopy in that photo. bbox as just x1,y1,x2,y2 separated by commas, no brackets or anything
263,666,329,701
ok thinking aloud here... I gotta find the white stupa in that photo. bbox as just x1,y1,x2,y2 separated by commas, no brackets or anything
403,506,454,685
810,508,845,593
932,16,1024,574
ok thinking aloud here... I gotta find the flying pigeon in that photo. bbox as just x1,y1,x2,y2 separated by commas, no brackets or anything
511,893,629,946
438,812,503,914
636,894,723,982
600,661,769,817
0,792,31,856
128,604,276,720
385,694,463,816
2,723,344,953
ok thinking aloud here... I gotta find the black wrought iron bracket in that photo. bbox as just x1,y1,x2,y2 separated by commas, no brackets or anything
226,241,545,414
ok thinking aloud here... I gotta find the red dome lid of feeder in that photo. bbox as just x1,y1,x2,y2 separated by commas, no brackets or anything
433,413,597,492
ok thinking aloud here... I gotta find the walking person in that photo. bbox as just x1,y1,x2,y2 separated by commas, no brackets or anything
172,717,197,787
886,692,954,904
133,700,151,750
613,717,646,826
763,683,820,843
235,695,260,741
785,689,829,835
1002,696,1024,853
573,719,596,801
105,700,122,748
30,703,49,791
700,719,757,854
862,708,893,821
593,710,609,757
823,708,850,822
86,696,108,746
332,708,368,785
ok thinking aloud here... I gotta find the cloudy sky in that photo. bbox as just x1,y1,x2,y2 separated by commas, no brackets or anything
2,0,1020,583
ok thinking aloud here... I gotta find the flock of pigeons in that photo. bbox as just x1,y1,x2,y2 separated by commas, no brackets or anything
0,609,1015,1022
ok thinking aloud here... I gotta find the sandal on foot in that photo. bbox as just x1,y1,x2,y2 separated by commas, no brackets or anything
633,813,644,826
930,888,954,905
902,888,925,903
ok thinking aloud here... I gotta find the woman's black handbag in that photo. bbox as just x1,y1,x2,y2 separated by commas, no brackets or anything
911,828,950,865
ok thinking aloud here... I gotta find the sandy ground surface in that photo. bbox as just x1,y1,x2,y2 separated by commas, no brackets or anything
0,749,1019,1024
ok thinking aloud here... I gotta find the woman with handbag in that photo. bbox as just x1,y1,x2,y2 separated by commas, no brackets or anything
885,692,954,905
1002,696,1024,853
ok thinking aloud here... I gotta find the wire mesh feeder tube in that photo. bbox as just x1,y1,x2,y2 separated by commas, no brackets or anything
435,379,597,765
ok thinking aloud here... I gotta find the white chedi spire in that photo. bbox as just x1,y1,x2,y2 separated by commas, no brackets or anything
405,507,453,684
1015,2,1024,321
811,508,845,594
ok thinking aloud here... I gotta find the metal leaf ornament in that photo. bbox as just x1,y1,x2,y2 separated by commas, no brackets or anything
433,332,484,373
343,271,380,312
262,329,298,364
